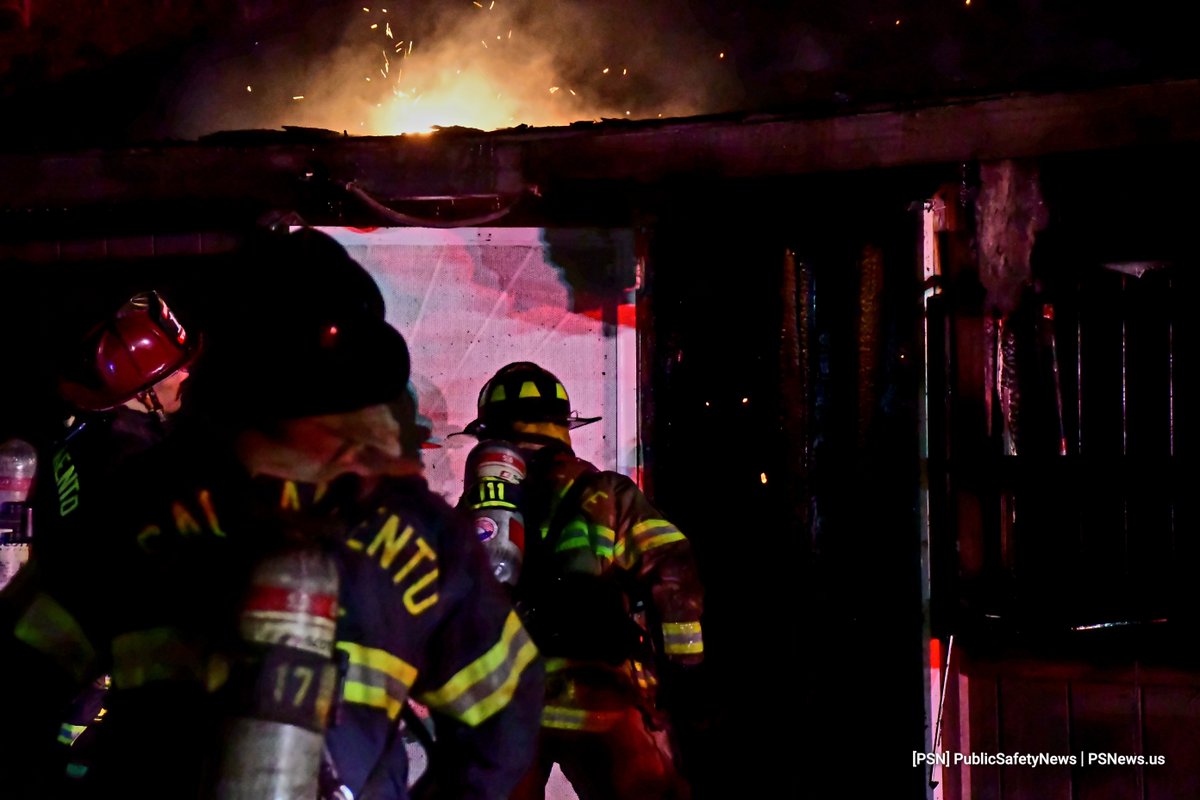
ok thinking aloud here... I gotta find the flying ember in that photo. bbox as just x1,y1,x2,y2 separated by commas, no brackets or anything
196,0,735,137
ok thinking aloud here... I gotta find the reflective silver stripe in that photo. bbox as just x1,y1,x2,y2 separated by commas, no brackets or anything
336,641,417,720
629,519,685,553
418,611,539,726
541,704,625,732
662,620,704,655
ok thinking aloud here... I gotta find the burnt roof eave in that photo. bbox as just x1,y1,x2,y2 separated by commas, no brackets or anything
2,76,1200,217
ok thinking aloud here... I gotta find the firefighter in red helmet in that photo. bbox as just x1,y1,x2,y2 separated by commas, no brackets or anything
0,229,543,800
5,289,204,792
455,361,706,800
57,289,199,421
31,289,200,566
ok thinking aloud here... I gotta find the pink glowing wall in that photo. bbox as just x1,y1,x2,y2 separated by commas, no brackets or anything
317,226,639,502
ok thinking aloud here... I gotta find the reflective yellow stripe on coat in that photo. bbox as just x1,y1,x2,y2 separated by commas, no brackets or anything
110,627,212,689
12,592,97,683
336,641,418,720
541,704,628,732
627,519,685,555
57,723,88,746
417,610,539,726
662,620,704,656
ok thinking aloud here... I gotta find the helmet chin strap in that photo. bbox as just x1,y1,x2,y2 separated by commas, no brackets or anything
504,422,572,451
134,387,168,422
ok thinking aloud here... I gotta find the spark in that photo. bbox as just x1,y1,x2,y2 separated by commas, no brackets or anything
895,18,901,24
246,85,252,92
346,0,683,136
292,95,305,100
760,472,768,484
362,6,369,11
718,52,725,58
742,397,749,404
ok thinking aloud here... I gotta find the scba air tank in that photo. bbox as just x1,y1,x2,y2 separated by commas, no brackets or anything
0,438,36,590
463,440,526,586
216,546,343,800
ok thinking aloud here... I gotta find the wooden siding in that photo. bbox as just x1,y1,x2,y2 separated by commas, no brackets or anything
938,653,1200,800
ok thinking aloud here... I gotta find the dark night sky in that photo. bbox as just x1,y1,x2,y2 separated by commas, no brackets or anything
2,0,1200,146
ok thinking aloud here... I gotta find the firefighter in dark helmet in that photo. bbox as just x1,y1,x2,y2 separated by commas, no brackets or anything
455,361,705,800
0,229,543,800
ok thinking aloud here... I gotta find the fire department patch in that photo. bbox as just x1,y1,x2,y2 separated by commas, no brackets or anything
475,516,498,543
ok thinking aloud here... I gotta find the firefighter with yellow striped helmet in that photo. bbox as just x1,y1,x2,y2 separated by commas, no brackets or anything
456,361,706,800
0,230,544,800
458,361,601,444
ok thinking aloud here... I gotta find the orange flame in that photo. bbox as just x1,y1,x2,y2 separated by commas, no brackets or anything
201,0,736,137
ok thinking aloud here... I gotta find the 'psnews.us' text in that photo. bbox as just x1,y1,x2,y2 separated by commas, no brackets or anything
913,751,1166,768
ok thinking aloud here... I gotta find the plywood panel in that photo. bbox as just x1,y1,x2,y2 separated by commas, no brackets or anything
1071,682,1140,800
1143,685,1200,800
998,678,1071,800
963,672,1002,800
934,665,963,800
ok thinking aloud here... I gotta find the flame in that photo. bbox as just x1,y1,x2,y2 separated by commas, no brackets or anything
181,0,737,138
374,73,530,134
358,4,601,134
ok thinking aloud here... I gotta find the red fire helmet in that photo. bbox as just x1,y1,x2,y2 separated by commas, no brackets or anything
58,290,201,412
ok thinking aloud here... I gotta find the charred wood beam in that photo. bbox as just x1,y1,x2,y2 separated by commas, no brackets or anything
1,79,1198,225
520,78,1200,181
0,133,520,212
